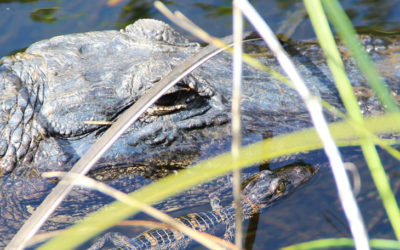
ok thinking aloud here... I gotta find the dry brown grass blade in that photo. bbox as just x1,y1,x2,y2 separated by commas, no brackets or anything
117,220,237,249
83,121,114,125
232,1,244,248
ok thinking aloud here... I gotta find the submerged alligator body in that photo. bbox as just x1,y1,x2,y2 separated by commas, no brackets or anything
89,165,315,250
0,19,399,246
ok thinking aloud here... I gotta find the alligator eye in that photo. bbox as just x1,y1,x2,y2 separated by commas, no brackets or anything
155,90,187,106
276,181,286,193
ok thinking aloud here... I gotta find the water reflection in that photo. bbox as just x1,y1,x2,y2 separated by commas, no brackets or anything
0,0,38,3
115,0,160,29
192,2,232,18
357,0,398,26
30,7,60,23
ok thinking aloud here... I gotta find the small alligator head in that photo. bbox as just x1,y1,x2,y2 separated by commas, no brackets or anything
0,19,229,176
242,164,315,213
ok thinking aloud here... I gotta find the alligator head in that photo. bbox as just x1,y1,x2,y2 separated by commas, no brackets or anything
242,164,315,213
0,19,229,176
2,18,399,178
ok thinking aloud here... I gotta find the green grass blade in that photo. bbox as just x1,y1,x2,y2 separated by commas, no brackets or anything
304,0,363,121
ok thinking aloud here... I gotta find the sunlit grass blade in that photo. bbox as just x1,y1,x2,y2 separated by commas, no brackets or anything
232,1,244,247
39,112,400,250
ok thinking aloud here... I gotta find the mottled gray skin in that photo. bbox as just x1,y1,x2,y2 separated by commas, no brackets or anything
88,164,315,250
0,19,399,246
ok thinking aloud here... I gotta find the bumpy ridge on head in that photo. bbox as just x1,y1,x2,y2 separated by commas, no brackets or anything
122,19,198,47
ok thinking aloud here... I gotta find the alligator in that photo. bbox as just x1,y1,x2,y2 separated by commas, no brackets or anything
0,18,399,247
1,19,398,177
88,164,315,250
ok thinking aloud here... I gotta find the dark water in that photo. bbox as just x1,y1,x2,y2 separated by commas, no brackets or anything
2,0,400,57
1,0,400,249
